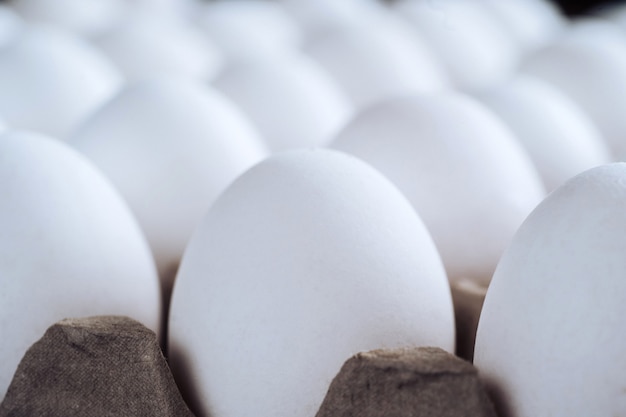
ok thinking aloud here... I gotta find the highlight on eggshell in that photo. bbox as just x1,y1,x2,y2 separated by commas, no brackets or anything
213,52,353,152
474,163,626,417
94,9,223,82
302,14,449,110
68,76,268,290
194,0,302,63
392,0,519,92
522,32,626,160
0,5,23,49
332,92,546,286
0,25,123,139
168,148,455,417
477,74,612,192
0,130,161,400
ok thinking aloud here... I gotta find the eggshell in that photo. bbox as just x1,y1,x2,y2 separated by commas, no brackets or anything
522,36,626,160
303,16,449,109
168,149,455,417
195,0,301,62
474,163,626,417
393,0,518,92
564,17,626,58
0,5,22,49
477,75,611,191
0,130,160,399
281,0,388,42
475,0,565,56
95,10,223,81
332,93,546,285
10,0,126,37
0,26,122,138
69,77,268,287
213,53,352,151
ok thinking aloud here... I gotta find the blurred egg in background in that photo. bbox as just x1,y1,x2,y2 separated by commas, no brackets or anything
0,25,122,138
332,92,546,287
68,77,268,294
213,52,353,151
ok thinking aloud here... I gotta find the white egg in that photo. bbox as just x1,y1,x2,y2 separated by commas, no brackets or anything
69,77,268,288
0,130,160,399
523,36,626,160
0,26,122,138
477,75,611,191
303,16,449,110
332,93,546,285
565,17,626,57
195,0,302,62
169,148,455,417
10,0,126,37
475,0,566,56
213,53,352,152
474,163,626,417
281,0,387,41
392,0,519,92
95,10,223,81
0,5,23,49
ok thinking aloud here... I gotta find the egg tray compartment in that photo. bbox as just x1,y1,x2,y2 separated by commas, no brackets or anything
0,309,497,417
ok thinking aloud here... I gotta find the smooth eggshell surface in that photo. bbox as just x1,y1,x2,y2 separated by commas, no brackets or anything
393,0,518,92
168,149,455,417
0,5,22,49
69,78,268,286
474,163,626,417
332,93,546,285
303,16,448,110
0,131,160,399
95,10,223,81
195,0,301,62
0,26,122,138
10,0,126,37
523,38,626,160
478,75,611,191
213,53,352,151
475,0,565,56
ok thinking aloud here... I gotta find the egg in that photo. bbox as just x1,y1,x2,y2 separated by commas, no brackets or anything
564,17,626,58
194,0,301,62
213,53,352,151
474,163,626,417
95,10,223,81
69,77,268,289
475,0,566,56
477,75,611,192
281,0,387,42
522,34,626,160
0,5,22,49
10,0,126,37
332,93,546,285
392,0,518,92
0,130,160,399
0,26,122,138
168,149,455,417
303,15,449,110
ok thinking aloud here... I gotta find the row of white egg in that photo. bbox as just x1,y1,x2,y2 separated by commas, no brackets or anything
1,0,626,416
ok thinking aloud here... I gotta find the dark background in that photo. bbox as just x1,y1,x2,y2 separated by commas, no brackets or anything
554,0,624,15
